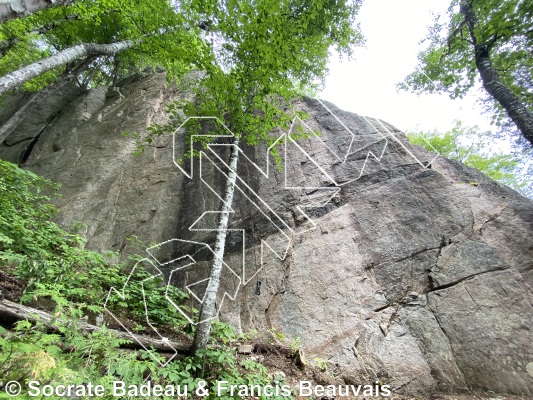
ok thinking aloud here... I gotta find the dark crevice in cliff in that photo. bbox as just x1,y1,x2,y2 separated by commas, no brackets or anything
426,301,469,392
427,266,511,293
365,244,442,271
264,291,281,330
372,303,392,313
3,137,34,147
427,236,453,289
372,294,425,316
19,110,61,165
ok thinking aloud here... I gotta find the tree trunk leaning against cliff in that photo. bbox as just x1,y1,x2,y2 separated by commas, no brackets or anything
0,40,136,96
190,136,240,353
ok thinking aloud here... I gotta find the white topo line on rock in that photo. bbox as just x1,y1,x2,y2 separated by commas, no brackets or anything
103,101,438,366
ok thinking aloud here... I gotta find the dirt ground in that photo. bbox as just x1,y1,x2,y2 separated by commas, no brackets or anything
0,267,26,302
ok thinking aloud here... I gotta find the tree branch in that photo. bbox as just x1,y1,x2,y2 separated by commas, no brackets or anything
0,39,138,96
0,0,75,23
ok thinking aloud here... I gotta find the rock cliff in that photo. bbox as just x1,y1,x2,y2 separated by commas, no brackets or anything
1,72,532,397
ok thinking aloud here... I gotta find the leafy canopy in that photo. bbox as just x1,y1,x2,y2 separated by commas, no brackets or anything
0,0,209,90
1,0,364,161
135,0,364,156
399,0,533,141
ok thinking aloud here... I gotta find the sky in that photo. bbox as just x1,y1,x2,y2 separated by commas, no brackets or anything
319,0,492,135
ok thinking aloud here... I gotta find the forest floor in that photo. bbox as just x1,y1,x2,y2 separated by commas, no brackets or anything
0,269,529,400
0,267,26,302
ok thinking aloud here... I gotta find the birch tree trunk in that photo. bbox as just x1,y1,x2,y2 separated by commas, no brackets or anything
461,0,533,146
190,136,240,353
0,39,136,96
0,0,74,23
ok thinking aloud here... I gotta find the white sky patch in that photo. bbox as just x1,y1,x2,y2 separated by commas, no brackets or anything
320,0,493,135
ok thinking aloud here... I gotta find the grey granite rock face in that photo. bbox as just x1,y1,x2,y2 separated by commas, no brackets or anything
1,72,532,396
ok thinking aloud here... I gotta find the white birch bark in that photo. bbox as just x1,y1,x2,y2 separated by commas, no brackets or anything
190,136,240,353
0,40,136,96
0,0,74,23
0,298,190,351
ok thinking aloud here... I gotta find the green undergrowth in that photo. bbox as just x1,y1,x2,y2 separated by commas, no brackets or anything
0,160,293,400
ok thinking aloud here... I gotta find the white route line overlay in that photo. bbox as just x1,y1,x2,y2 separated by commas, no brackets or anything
104,99,439,366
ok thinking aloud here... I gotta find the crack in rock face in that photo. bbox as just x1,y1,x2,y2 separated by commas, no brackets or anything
1,72,532,397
